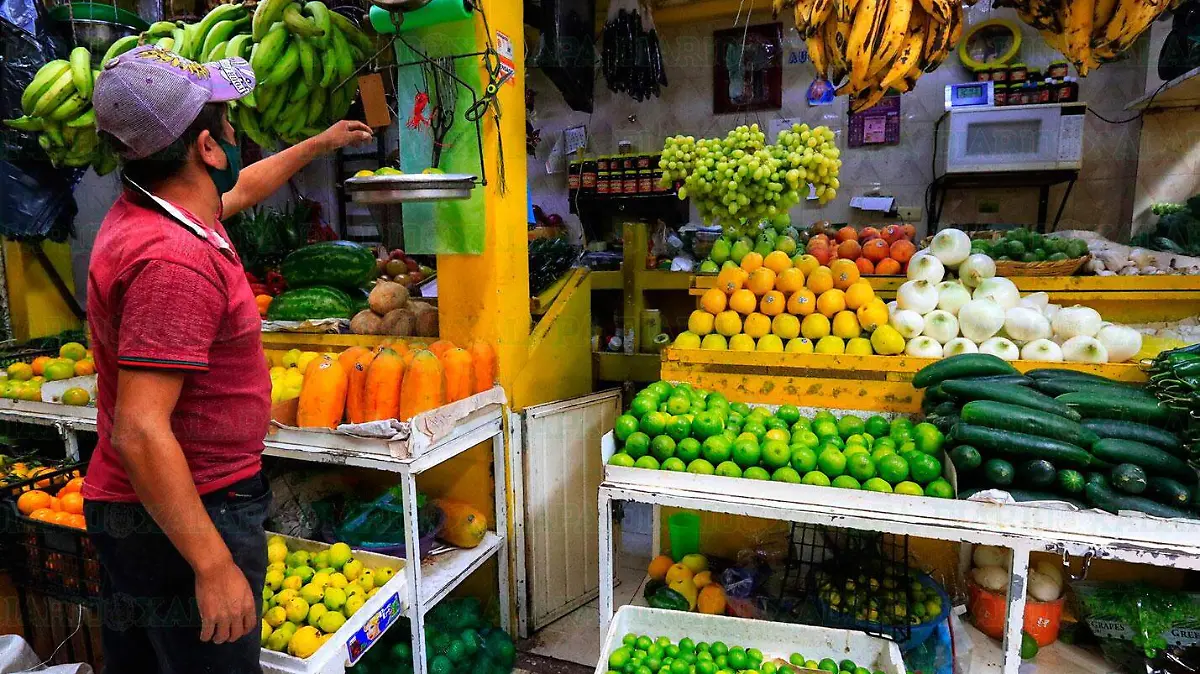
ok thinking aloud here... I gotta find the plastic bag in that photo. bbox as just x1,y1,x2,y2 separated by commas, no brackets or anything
532,0,596,112
1074,581,1200,673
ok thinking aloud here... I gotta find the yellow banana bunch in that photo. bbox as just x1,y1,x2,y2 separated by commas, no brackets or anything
998,0,1170,74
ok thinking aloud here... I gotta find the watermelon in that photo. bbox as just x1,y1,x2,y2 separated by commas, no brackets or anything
281,241,376,289
266,286,355,321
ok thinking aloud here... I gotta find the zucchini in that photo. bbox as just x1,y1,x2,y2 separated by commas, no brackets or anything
942,380,1081,421
911,354,1018,389
1056,391,1171,425
1090,438,1196,482
1110,463,1148,495
1147,476,1192,507
960,400,1098,447
949,444,982,472
1057,469,1085,494
1019,459,1058,489
1080,419,1184,456
1085,481,1198,519
951,423,1097,468
983,458,1015,486
1033,378,1156,399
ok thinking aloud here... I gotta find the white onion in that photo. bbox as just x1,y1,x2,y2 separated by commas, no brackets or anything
958,299,1006,343
1019,292,1050,311
979,337,1020,361
1034,561,1065,592
1021,339,1064,362
972,566,1009,594
943,338,979,356
958,254,996,288
1004,307,1052,343
936,281,973,315
1044,304,1062,322
1062,335,1109,363
1096,324,1143,363
1028,570,1062,602
973,546,1012,569
886,300,898,317
1052,305,1103,339
897,280,940,314
930,229,972,267
972,277,1021,310
891,309,925,339
906,336,945,358
907,254,946,284
922,310,960,344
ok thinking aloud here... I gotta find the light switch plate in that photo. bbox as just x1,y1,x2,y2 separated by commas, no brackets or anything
897,206,922,221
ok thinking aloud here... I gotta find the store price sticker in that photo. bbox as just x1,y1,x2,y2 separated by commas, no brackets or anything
345,592,403,665
495,31,515,87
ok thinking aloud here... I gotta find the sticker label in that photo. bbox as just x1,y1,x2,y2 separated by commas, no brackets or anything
496,31,515,87
345,593,403,665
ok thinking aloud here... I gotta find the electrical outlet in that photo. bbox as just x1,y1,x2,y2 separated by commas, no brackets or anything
897,206,922,221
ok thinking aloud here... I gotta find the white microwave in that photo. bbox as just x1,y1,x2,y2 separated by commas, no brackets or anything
935,103,1086,175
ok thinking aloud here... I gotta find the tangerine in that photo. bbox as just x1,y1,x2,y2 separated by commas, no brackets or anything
829,259,860,290
60,492,84,515
787,289,817,316
862,238,890,262
73,360,96,377
835,226,859,243
729,289,758,316
759,291,786,317
837,240,862,260
881,224,906,244
51,511,73,527
806,267,834,295
745,268,777,296
58,477,85,495
66,514,87,530
743,313,772,339
29,508,55,522
889,240,916,264
844,282,875,310
700,288,727,314
857,298,890,332
30,356,52,376
16,490,51,515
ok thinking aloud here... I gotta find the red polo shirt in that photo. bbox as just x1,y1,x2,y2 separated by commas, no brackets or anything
83,191,271,503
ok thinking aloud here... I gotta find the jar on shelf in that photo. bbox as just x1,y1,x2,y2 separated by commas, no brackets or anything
597,155,611,173
975,68,991,82
638,169,653,194
623,170,639,195
596,171,611,196
567,161,581,201
1047,60,1069,79
1036,80,1052,104
1008,63,1028,84
621,155,635,172
1055,77,1079,103
990,67,1008,83
636,154,652,170
993,84,1008,106
581,157,597,194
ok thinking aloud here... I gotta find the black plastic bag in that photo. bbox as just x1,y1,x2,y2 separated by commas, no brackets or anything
531,0,596,112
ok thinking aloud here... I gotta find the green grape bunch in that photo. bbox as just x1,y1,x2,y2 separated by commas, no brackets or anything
659,123,841,226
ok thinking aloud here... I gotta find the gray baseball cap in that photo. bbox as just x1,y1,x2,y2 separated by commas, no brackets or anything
94,45,256,159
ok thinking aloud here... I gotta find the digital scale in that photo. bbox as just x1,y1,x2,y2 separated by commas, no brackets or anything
944,81,995,110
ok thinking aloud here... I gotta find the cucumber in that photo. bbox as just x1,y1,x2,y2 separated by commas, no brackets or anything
1110,463,1148,495
1080,419,1184,456
1146,476,1192,507
942,380,1080,421
960,400,1098,447
911,354,1019,389
948,374,1035,387
1020,459,1057,489
1056,391,1171,425
983,458,1015,486
925,401,959,417
1025,369,1132,384
1090,438,1196,482
949,444,982,472
1033,378,1156,399
1085,480,1198,519
951,423,1097,468
926,414,958,435
1057,469,1085,494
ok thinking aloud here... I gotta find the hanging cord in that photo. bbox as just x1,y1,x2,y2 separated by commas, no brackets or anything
30,603,85,670
1087,79,1169,124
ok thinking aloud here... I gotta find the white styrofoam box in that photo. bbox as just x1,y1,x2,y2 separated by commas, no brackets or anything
40,375,98,405
594,606,907,674
260,533,408,674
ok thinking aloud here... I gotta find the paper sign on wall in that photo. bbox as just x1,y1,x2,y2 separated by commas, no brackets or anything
496,31,515,87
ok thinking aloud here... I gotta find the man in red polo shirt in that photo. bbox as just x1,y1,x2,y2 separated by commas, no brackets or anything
84,46,371,672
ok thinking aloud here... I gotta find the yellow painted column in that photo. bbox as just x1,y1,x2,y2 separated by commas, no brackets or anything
3,239,82,341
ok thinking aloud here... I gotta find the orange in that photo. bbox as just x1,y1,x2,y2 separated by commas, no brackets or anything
29,508,55,522
60,492,84,515
794,254,820,278
17,489,51,515
66,514,87,530
743,313,772,339
787,289,817,316
647,555,675,582
716,266,748,295
857,298,890,332
73,360,95,377
59,342,87,361
775,267,805,294
801,313,832,340
832,311,862,339
49,497,61,512
816,288,847,317
51,511,73,527
740,252,764,273
745,268,777,296
844,281,875,310
759,291,786,316
58,477,85,496
806,267,834,295
729,289,758,315
830,259,860,290
763,251,792,275
31,356,52,376
700,288,727,314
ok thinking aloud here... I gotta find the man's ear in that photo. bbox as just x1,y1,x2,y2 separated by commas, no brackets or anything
196,129,228,171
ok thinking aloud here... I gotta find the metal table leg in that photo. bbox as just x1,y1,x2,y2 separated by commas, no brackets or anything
400,469,428,674
598,490,615,639
1001,544,1032,674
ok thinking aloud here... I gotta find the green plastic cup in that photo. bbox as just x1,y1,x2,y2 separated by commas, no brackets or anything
668,511,701,561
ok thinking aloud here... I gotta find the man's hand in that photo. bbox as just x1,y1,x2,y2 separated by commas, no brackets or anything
315,120,374,153
196,557,258,644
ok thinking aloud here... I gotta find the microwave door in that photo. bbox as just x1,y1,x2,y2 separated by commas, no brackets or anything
947,108,1059,172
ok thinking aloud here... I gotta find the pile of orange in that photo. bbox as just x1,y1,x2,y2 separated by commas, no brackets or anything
16,475,87,530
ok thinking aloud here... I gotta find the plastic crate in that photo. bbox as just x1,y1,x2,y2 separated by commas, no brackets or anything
0,462,82,499
0,346,56,369
6,500,100,604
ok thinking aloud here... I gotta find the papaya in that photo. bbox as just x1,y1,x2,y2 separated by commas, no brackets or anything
468,341,497,394
297,357,348,428
434,499,488,548
399,350,445,419
364,348,405,421
427,339,457,358
440,348,474,403
337,346,369,373
345,348,378,423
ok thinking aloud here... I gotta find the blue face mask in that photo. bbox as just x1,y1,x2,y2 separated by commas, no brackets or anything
208,139,241,196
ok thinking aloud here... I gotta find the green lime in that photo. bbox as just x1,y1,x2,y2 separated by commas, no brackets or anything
845,453,876,481
791,418,813,433
746,648,763,665
626,431,652,458
709,642,727,656
863,477,893,493
832,475,861,489
873,436,896,453
761,662,777,674
608,453,636,467
715,461,743,478
744,466,771,480
689,395,707,412
726,411,744,427
695,661,717,674
661,457,687,472
854,668,870,674
816,448,847,477
676,437,702,463
727,648,747,669
898,441,917,457
691,411,724,439
870,447,896,465
789,653,806,666
764,416,789,432
635,636,653,651
792,430,820,449
839,659,857,672
706,391,726,407
909,453,942,484
665,416,692,442
806,660,821,671
622,634,637,647
764,428,791,444
925,477,954,498
790,446,818,473
650,435,677,461
890,416,913,431
615,415,640,442
678,638,695,653
801,471,831,487
731,439,762,468
823,435,845,450
666,395,691,415
429,655,453,674
773,467,803,483
648,381,673,398
913,422,944,455
813,421,839,439
819,658,839,673
730,402,751,417
890,427,913,444
634,455,660,470
761,439,792,469
842,444,870,459
844,434,867,447
813,410,837,426
640,411,669,437
694,641,709,653
609,647,633,669
687,459,715,475
877,454,909,483
702,436,733,464
837,415,865,438
894,480,924,496
670,658,690,674
1020,631,1039,659
775,405,801,424
722,428,739,443
742,422,767,441
865,415,889,437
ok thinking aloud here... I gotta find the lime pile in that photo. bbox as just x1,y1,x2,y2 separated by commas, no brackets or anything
609,381,954,498
604,634,885,674
814,567,945,628
348,598,515,674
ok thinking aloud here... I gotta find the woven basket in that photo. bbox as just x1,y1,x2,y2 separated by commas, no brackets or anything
994,255,1091,277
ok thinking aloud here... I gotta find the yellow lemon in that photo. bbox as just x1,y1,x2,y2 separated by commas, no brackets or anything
287,626,323,659
857,298,890,333
785,338,815,354
688,310,715,336
729,334,757,351
281,349,302,368
729,289,758,315
295,351,321,373
801,313,831,340
816,288,846,318
870,324,905,355
845,281,875,310
846,337,874,355
674,331,702,349
815,336,846,355
701,334,728,350
743,313,771,339
831,311,862,340
772,314,801,340
714,311,743,337
757,334,784,352
700,288,727,314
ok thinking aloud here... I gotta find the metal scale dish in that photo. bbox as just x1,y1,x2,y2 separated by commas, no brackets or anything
344,173,477,203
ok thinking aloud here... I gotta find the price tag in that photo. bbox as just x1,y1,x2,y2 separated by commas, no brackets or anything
495,31,515,87
345,593,403,665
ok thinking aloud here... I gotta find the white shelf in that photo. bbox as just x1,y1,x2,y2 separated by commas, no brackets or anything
1126,65,1200,110
419,532,504,611
0,400,96,430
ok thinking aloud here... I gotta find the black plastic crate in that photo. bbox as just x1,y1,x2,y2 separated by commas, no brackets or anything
0,346,57,369
1,461,82,499
6,500,100,605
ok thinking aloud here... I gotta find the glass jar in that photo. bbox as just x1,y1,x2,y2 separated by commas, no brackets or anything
581,158,597,193
597,155,610,173
1036,80,1052,104
638,169,653,193
596,171,611,196
567,161,581,200
1008,62,1028,84
1047,60,1069,79
1055,77,1080,103
623,171,639,195
621,155,635,172
636,154,652,170
990,67,1008,83
975,68,991,82
993,84,1008,106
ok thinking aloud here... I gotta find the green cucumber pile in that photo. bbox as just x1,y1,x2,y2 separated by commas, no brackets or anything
918,354,1198,519
604,633,885,674
1146,344,1200,459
